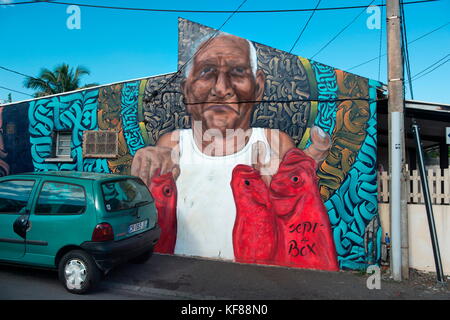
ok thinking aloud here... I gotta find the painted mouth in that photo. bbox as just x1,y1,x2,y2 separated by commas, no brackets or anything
269,183,297,200
269,192,292,201
204,105,240,115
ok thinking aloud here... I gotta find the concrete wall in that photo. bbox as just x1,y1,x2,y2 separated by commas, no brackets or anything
379,203,450,275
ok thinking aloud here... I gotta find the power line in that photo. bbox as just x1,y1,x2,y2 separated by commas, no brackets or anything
409,58,450,82
183,97,378,105
158,90,382,104
401,1,414,99
0,0,438,13
288,0,322,54
347,21,450,71
0,85,34,97
310,0,376,60
0,65,38,80
406,53,450,83
410,54,449,79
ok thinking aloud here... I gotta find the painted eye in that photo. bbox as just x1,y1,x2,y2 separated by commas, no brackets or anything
163,186,172,196
199,67,214,77
244,180,250,186
291,176,300,183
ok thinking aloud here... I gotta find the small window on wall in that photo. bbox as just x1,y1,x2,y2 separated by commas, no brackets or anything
56,132,72,158
83,131,118,158
45,131,73,163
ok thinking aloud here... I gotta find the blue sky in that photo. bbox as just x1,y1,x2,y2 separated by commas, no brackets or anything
0,0,449,104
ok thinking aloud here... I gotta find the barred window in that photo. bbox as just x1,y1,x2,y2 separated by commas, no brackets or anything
83,131,118,158
55,132,72,158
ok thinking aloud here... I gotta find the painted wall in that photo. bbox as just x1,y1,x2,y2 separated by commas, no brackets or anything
379,203,450,275
0,18,382,271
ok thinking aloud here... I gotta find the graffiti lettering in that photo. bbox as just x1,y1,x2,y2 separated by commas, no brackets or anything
28,90,110,173
121,82,146,156
288,240,317,257
288,222,323,234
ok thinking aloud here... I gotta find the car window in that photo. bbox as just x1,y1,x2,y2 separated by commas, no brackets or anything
0,180,35,214
101,178,153,212
35,182,86,215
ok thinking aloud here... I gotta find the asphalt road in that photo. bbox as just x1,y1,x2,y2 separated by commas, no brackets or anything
1,253,449,301
0,263,179,300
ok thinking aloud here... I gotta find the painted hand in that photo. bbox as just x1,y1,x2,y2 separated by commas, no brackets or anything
303,126,331,166
131,145,180,187
251,141,279,187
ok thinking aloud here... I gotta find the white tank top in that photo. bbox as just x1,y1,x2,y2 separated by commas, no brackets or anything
174,127,271,260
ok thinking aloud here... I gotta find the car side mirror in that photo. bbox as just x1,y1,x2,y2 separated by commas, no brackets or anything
13,214,30,239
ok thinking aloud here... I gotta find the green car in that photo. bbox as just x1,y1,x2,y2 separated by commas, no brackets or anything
0,171,160,294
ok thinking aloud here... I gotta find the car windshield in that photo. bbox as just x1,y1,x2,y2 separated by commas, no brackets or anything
101,178,153,212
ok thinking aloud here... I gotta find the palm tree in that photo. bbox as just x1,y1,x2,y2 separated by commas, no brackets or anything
23,63,98,98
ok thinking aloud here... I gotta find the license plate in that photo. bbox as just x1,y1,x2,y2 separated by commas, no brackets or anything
128,220,148,234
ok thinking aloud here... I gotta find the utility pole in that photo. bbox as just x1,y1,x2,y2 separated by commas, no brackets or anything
386,0,406,281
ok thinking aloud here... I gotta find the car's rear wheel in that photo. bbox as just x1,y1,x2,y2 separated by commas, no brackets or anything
58,250,101,294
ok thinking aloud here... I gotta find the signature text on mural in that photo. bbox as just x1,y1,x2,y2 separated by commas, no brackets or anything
287,221,324,257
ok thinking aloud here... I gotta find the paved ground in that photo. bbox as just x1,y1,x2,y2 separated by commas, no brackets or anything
104,253,450,300
1,253,449,301
0,263,173,300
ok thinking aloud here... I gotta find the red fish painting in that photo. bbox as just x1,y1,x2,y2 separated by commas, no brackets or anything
231,164,277,264
149,170,177,254
269,148,339,271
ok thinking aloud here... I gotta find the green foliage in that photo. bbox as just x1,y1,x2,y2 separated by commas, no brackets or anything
23,63,98,98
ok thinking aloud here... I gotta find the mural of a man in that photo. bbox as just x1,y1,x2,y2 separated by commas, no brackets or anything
131,33,336,268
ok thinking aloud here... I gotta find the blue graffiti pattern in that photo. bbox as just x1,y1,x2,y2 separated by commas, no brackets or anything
28,90,110,173
305,62,338,149
121,81,145,156
324,81,381,270
311,62,338,134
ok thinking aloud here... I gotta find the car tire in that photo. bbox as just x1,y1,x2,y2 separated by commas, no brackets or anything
58,250,102,294
129,248,153,264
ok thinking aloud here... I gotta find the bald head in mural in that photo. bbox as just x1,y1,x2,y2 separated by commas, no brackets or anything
131,33,337,269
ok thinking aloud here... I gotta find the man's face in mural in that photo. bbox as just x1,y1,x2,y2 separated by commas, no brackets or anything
182,35,265,133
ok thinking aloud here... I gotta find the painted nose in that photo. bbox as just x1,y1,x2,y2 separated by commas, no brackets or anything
269,177,286,194
211,71,234,99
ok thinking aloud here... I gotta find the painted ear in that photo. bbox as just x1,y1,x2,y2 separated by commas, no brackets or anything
255,69,265,101
180,78,187,96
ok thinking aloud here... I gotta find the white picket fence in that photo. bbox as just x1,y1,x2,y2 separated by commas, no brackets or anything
377,166,450,204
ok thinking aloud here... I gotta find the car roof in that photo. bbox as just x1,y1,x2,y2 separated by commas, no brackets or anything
3,171,137,182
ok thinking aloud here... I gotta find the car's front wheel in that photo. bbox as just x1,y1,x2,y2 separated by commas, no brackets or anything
58,250,102,294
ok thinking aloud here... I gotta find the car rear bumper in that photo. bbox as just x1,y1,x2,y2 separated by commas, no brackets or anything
80,224,161,272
